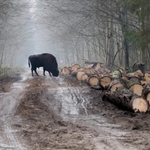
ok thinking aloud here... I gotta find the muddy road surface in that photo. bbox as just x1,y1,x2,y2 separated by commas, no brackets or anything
0,69,150,150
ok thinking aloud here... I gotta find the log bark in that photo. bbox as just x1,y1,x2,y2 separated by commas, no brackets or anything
126,70,143,79
83,68,95,75
142,83,150,105
132,62,145,73
108,79,126,92
144,73,150,82
111,70,122,78
141,80,149,86
119,67,127,76
92,62,102,71
102,87,148,113
98,67,111,75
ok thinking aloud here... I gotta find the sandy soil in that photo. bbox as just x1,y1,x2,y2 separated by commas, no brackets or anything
0,70,150,150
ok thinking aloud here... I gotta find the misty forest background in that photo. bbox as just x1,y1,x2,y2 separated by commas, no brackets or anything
0,0,150,71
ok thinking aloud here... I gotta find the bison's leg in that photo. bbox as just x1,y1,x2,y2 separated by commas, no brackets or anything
49,72,52,76
34,68,39,76
35,71,39,76
31,68,34,76
43,68,46,76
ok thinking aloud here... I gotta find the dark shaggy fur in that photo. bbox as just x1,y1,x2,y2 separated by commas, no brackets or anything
28,53,59,77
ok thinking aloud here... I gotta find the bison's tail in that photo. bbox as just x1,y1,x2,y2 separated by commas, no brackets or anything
28,57,30,68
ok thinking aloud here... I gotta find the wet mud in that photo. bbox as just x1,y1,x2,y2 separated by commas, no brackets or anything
0,70,150,150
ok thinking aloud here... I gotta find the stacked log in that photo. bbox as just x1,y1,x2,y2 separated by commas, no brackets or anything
141,72,150,85
102,68,150,113
128,77,143,96
71,64,80,72
61,67,71,75
102,87,148,113
132,62,145,73
70,64,81,77
88,76,100,86
61,62,150,113
142,83,150,105
100,76,112,90
126,70,143,79
81,74,89,82
108,78,125,92
84,68,95,75
92,62,102,71
76,71,86,81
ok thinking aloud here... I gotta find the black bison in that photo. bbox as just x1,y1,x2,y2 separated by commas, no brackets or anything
28,53,59,77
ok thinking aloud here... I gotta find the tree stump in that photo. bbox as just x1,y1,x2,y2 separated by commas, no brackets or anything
102,87,148,113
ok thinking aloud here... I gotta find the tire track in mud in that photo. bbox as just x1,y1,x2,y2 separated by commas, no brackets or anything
0,71,145,150
0,73,28,150
45,77,140,150
67,87,89,115
47,86,90,118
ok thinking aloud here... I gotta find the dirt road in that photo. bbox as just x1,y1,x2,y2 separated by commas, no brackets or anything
0,70,150,150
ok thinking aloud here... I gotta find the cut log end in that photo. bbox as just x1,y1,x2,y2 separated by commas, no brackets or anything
110,83,124,92
129,84,143,96
132,98,148,113
61,67,70,75
76,71,85,81
81,74,88,82
100,76,111,89
71,64,80,72
144,93,150,105
88,76,99,86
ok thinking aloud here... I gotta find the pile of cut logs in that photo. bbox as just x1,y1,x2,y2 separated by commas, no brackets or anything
61,62,150,113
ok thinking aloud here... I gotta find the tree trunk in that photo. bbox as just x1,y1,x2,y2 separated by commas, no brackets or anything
102,87,148,113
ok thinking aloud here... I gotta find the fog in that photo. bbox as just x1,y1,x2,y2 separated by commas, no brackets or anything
0,0,66,68
1,0,148,69
1,0,111,69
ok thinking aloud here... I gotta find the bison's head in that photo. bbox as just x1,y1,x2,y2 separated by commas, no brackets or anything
52,69,59,77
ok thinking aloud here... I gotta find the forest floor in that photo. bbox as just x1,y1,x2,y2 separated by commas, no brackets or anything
0,69,150,150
